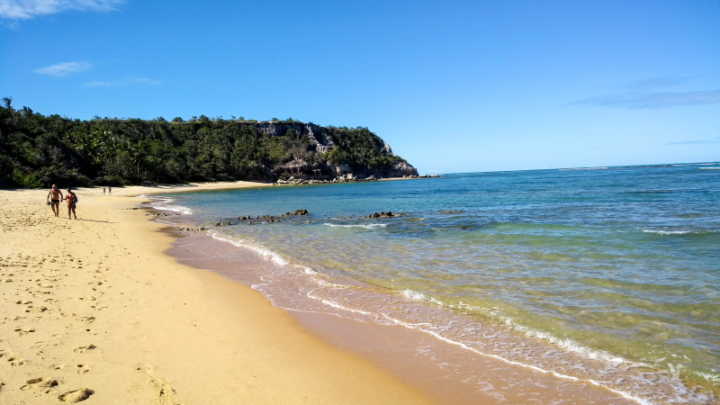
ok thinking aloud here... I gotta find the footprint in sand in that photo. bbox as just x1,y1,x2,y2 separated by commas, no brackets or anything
136,364,182,405
29,378,62,394
73,344,97,353
58,388,94,402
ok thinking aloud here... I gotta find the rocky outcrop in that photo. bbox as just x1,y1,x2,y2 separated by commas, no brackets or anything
368,211,402,218
215,209,310,226
249,121,419,181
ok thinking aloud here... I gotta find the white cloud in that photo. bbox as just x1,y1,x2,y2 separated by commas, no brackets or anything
0,0,124,20
34,61,92,76
84,77,161,87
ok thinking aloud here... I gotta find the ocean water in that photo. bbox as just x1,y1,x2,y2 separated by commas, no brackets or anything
157,162,719,404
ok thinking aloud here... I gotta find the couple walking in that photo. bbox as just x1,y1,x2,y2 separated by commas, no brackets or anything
47,184,78,219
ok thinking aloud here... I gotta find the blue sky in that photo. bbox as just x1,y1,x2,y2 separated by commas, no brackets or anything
1,0,719,173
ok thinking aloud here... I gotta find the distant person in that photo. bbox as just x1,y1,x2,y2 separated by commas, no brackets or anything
108,186,112,194
103,187,106,194
65,188,78,220
46,184,63,217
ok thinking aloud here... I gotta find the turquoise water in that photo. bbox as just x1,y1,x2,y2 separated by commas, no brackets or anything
160,162,719,402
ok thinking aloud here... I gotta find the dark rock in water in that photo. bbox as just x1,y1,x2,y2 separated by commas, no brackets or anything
215,209,310,226
439,209,465,215
368,211,401,218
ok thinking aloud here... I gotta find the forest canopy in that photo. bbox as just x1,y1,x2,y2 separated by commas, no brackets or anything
0,99,417,188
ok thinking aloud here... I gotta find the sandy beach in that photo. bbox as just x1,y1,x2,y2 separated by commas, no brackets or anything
0,182,433,405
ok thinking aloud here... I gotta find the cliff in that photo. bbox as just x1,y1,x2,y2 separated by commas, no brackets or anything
0,102,418,188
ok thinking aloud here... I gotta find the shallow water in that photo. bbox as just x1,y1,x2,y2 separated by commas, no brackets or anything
157,162,720,404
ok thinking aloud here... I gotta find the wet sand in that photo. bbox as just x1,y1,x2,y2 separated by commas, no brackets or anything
0,183,433,404
168,224,640,405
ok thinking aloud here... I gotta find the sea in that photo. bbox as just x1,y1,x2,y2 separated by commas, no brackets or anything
152,162,719,404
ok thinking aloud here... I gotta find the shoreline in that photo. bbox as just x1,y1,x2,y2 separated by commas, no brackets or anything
143,186,676,405
166,228,643,405
4,181,715,404
0,183,434,404
143,181,718,405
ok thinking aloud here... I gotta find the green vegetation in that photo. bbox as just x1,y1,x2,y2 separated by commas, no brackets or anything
0,99,416,188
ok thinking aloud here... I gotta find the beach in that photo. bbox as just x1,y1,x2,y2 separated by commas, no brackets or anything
2,167,717,405
146,166,718,405
0,182,433,405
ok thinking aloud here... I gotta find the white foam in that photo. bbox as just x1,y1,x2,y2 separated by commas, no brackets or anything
154,205,193,215
699,167,720,170
495,314,632,366
148,196,193,215
695,371,720,384
402,289,427,301
379,313,654,405
208,231,289,266
298,265,318,275
312,278,350,289
642,229,693,235
401,289,445,306
306,290,373,316
323,223,388,229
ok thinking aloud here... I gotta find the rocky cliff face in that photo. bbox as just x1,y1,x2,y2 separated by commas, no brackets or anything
250,121,419,181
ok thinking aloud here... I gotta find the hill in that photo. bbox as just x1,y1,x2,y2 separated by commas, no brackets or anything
0,99,418,188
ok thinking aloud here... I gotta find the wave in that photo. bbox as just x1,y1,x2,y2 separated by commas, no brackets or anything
208,231,288,266
303,287,657,405
400,289,445,306
206,232,350,289
323,223,388,229
379,313,653,405
494,313,632,366
397,291,646,372
147,196,193,215
153,205,193,215
699,167,720,170
642,229,711,236
199,226,704,404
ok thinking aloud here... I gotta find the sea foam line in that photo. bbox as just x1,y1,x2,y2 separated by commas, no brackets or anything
148,196,194,215
401,289,445,306
208,231,288,266
643,229,694,235
494,314,633,366
379,314,653,405
410,294,634,367
323,223,388,229
306,290,373,316
304,290,653,405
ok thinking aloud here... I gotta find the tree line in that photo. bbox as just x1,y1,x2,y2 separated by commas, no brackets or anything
0,99,414,188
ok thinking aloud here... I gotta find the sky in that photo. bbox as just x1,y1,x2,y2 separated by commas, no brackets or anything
1,0,719,174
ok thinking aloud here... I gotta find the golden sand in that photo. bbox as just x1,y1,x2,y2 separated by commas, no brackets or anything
0,182,433,404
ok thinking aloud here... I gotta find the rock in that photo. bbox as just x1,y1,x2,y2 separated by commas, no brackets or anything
368,211,401,218
215,209,310,226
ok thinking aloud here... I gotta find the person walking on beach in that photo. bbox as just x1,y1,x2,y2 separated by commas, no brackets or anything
65,188,78,220
47,184,63,217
